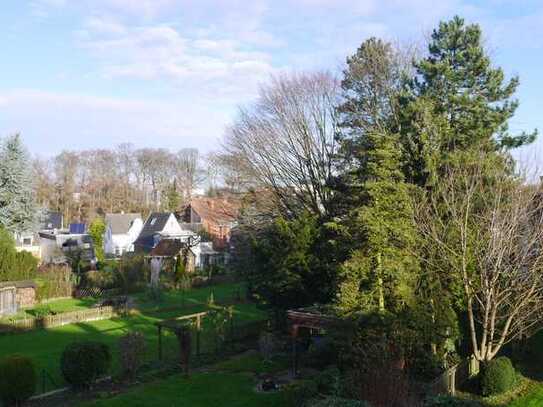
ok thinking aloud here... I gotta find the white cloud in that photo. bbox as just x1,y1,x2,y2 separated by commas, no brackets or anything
78,21,277,100
0,89,229,155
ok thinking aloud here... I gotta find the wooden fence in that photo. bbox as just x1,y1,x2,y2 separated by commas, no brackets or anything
0,305,127,334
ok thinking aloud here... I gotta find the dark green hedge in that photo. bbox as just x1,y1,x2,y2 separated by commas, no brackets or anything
60,341,111,389
0,354,37,406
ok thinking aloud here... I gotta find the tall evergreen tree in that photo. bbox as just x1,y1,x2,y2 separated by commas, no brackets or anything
337,130,417,314
402,16,536,185
0,134,40,235
335,38,418,314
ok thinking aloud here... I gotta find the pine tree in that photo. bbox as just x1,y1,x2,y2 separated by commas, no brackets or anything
0,134,41,235
402,16,536,185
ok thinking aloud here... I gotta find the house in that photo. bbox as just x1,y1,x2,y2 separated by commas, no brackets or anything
182,196,240,250
14,211,64,259
134,212,197,253
104,213,143,257
148,239,197,273
0,280,36,316
39,228,96,265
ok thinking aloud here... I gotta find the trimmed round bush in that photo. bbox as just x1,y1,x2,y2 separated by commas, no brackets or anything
0,354,37,406
480,356,516,396
61,341,111,388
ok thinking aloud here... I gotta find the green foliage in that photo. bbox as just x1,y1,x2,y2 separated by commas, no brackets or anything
336,130,419,315
314,366,341,394
0,227,38,282
0,134,41,235
414,16,535,152
207,306,231,352
247,214,336,314
424,395,480,406
306,337,337,369
89,217,106,263
60,341,112,389
119,331,146,380
145,285,164,303
36,264,73,300
480,356,516,396
312,397,370,407
164,181,181,212
0,354,37,406
283,380,319,407
30,305,55,318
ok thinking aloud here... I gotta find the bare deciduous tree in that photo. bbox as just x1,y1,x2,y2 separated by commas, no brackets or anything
224,71,339,218
416,160,543,361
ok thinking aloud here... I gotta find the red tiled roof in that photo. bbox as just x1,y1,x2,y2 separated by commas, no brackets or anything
188,196,240,225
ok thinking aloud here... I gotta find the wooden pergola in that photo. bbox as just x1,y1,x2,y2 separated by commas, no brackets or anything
155,311,207,375
286,306,340,376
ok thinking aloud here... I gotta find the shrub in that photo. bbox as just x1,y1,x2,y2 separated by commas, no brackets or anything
119,332,146,380
145,285,164,303
306,337,337,369
315,366,341,394
283,380,318,407
61,341,111,388
424,395,480,406
313,397,370,407
480,356,516,396
36,264,73,300
0,354,37,406
30,305,54,318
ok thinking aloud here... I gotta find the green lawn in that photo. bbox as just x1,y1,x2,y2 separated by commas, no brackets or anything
78,352,288,407
0,282,266,393
0,297,99,321
79,371,282,407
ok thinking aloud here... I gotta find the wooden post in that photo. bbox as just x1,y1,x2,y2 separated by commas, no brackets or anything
291,324,299,377
196,314,201,357
158,325,163,361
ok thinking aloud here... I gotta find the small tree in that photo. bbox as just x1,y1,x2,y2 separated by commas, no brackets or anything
88,217,106,263
119,332,146,381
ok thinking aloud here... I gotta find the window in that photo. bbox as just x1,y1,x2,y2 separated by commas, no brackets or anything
115,247,121,256
150,218,157,226
23,238,32,246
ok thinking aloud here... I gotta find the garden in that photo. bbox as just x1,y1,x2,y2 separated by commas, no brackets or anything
0,280,269,405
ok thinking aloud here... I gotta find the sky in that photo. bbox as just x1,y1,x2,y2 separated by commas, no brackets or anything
0,0,542,163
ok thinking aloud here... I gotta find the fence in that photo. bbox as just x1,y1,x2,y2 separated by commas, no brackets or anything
427,356,480,396
0,305,127,334
156,311,267,367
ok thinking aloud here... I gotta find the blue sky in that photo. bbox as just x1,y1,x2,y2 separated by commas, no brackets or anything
0,0,542,165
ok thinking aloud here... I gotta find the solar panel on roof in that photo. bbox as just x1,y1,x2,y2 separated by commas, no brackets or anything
69,223,86,234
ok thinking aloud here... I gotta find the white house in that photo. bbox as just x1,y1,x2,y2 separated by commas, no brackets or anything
104,213,144,257
134,212,196,252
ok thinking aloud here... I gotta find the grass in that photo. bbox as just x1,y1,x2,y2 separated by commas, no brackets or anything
78,371,283,407
77,352,289,407
0,282,266,393
0,297,99,321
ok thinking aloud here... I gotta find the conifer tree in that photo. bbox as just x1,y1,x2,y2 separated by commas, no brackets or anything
0,134,40,235
337,130,417,314
402,16,536,185
336,38,418,314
